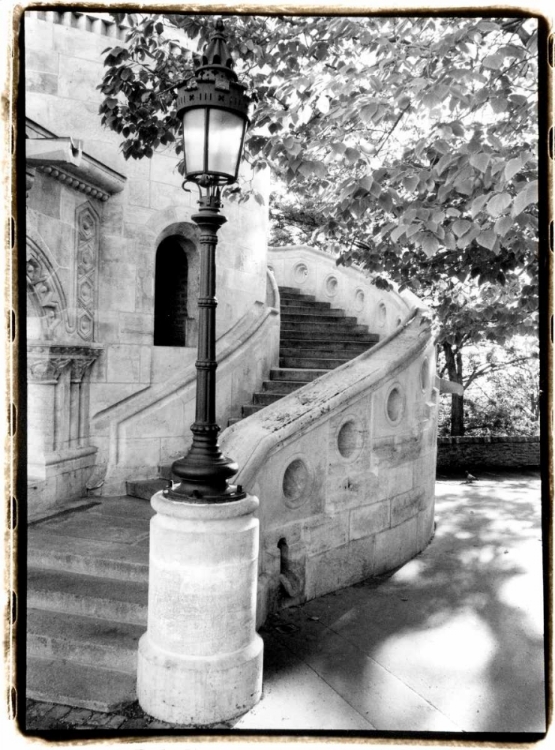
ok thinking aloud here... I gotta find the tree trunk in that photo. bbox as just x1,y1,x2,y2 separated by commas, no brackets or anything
443,343,465,436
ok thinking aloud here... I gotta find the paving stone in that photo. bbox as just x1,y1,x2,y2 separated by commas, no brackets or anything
119,717,153,729
44,704,73,721
62,707,93,726
101,714,128,729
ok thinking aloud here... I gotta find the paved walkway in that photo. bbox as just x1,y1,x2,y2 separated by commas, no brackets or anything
23,471,546,739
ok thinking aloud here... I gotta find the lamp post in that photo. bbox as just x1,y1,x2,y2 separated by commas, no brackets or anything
168,18,251,502
137,19,263,725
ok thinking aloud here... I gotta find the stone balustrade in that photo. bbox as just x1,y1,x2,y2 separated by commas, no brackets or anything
221,273,439,623
268,244,413,336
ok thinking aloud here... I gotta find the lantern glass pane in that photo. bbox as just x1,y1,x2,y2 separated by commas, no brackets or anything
207,109,245,179
182,108,206,175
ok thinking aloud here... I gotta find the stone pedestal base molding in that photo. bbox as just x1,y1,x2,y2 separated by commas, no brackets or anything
137,492,263,725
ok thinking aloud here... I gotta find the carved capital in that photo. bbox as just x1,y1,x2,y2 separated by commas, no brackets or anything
27,344,103,383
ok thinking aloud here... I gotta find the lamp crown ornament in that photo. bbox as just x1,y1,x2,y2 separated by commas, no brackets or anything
198,18,235,72
176,18,252,191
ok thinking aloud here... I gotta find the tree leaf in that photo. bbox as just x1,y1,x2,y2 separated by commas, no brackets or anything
344,147,360,165
405,223,421,238
360,102,379,123
486,192,512,217
390,225,407,243
494,215,513,236
359,175,373,191
512,180,538,217
477,229,497,250
452,219,473,237
504,156,524,181
420,234,440,257
469,152,491,173
403,175,418,192
483,53,504,70
470,194,489,217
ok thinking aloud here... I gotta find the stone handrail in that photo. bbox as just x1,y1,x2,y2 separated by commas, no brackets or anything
91,294,280,493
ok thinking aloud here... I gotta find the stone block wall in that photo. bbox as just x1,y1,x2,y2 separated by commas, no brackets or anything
437,436,541,470
25,11,273,504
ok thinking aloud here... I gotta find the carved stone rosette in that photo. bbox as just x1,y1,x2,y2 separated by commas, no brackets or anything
27,344,102,383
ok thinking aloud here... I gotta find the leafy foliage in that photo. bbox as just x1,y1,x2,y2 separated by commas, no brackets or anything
437,341,540,436
98,13,540,434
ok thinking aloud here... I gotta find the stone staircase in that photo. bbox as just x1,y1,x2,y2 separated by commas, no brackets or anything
25,287,381,712
26,497,152,712
229,286,380,423
127,286,380,497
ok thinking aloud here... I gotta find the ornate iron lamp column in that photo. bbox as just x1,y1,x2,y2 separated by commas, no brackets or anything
137,19,263,725
167,18,251,502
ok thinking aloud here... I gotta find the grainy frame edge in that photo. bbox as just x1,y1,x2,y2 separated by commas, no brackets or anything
3,2,553,749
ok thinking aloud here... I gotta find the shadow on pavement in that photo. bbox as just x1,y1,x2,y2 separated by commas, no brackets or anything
259,474,545,734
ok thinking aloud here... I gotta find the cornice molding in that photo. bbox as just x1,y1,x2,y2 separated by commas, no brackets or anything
26,123,127,199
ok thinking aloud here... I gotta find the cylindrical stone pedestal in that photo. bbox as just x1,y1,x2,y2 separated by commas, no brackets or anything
137,491,263,725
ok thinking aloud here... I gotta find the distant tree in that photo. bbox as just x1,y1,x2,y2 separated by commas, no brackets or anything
437,340,540,435
98,13,540,434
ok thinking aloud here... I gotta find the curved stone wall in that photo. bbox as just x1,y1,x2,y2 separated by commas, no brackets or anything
221,283,439,624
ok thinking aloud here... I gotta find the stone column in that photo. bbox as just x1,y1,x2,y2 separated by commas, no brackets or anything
137,491,263,725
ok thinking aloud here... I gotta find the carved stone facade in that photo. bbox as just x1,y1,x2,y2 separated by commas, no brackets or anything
26,239,67,341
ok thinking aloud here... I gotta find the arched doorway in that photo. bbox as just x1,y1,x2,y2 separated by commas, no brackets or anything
154,237,189,346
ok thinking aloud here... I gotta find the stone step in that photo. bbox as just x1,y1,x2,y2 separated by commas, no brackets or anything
281,336,378,350
280,309,346,321
241,404,266,417
280,355,349,369
126,477,170,500
28,529,149,583
228,416,242,426
280,344,372,359
277,286,303,296
262,379,307,393
279,293,317,303
280,328,374,342
28,567,148,626
280,311,354,325
27,608,142,675
27,656,137,713
281,322,370,336
253,391,287,406
270,367,328,382
280,298,332,310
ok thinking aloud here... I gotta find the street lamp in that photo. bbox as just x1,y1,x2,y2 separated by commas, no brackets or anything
169,18,252,501
137,19,263,726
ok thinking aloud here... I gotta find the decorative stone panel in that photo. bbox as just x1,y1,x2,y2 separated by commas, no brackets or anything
26,238,68,341
75,202,99,341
